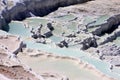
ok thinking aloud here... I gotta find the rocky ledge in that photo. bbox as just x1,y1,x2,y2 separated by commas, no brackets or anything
0,31,24,54
0,40,44,80
88,14,120,36
0,0,91,29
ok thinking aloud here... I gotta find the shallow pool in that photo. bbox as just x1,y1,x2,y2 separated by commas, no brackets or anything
18,54,104,80
7,17,120,80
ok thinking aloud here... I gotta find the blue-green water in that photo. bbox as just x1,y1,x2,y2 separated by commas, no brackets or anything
114,37,120,46
24,17,48,27
7,18,120,80
8,21,30,38
54,14,76,21
84,15,110,33
49,36,63,43
66,22,77,32
84,15,110,27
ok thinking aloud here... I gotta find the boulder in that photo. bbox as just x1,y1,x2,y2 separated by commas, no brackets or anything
81,37,97,50
47,23,54,31
91,14,120,36
56,40,68,48
43,31,53,38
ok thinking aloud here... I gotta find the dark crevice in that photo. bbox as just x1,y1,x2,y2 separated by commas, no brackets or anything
2,24,9,32
97,23,120,36
98,23,120,37
34,5,59,17
107,25,119,34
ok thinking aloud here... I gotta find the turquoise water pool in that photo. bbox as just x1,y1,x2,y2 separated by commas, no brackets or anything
7,17,120,80
8,21,30,38
113,37,120,46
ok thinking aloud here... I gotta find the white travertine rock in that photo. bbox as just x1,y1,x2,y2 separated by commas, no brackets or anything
0,0,91,29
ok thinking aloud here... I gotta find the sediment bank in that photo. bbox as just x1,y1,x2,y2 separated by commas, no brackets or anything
18,48,115,80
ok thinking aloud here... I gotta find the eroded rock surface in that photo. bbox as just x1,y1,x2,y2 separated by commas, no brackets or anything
0,34,23,54
0,34,44,80
0,0,120,79
0,0,91,29
0,65,41,80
